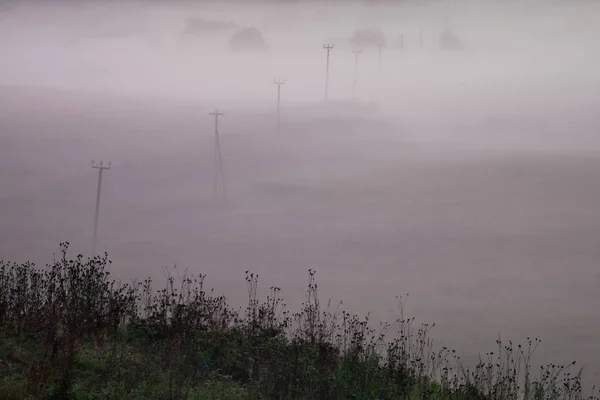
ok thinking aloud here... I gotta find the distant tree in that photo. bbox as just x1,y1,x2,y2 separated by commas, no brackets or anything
351,28,386,48
228,27,269,52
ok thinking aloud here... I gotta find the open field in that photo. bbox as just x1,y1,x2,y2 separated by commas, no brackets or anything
2,85,600,383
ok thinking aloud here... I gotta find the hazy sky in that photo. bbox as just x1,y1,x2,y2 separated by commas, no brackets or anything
1,0,598,109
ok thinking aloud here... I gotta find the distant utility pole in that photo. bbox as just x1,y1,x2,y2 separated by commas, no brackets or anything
352,48,362,96
273,78,285,134
400,33,405,56
91,160,110,257
323,44,334,101
209,109,227,201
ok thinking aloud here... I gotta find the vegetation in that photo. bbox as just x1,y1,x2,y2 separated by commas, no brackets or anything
229,27,269,52
351,28,387,48
0,243,596,399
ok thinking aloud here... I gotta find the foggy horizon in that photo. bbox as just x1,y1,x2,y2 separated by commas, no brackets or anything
1,0,600,390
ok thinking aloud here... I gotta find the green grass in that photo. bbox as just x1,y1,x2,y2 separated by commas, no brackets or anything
0,244,597,399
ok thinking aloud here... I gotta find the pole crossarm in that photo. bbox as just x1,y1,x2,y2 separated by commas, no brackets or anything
209,110,224,118
92,161,111,170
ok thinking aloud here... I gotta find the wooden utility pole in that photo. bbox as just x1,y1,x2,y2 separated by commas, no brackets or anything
92,160,110,256
209,109,226,201
273,79,285,134
353,47,362,96
323,44,334,101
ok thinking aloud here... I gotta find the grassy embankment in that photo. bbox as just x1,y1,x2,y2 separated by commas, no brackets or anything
0,243,595,399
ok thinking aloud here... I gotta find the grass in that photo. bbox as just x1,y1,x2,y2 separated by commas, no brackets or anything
0,243,597,399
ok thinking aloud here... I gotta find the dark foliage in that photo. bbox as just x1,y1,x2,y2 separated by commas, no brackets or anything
351,28,387,48
0,246,596,399
229,27,269,52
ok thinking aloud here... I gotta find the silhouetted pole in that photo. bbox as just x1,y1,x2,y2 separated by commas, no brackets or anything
352,47,361,96
209,109,226,201
91,160,110,257
400,34,405,56
273,79,285,134
323,44,334,101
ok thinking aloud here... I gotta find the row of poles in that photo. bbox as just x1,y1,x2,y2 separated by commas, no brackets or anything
90,41,393,255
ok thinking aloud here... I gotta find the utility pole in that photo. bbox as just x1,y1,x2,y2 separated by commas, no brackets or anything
352,47,361,96
273,78,285,134
209,109,226,201
400,33,405,56
91,160,110,257
323,44,334,101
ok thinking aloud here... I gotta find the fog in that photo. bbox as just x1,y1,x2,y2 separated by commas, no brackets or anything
1,0,600,384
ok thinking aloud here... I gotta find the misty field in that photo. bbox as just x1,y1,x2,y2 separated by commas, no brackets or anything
2,0,600,395
1,85,600,386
